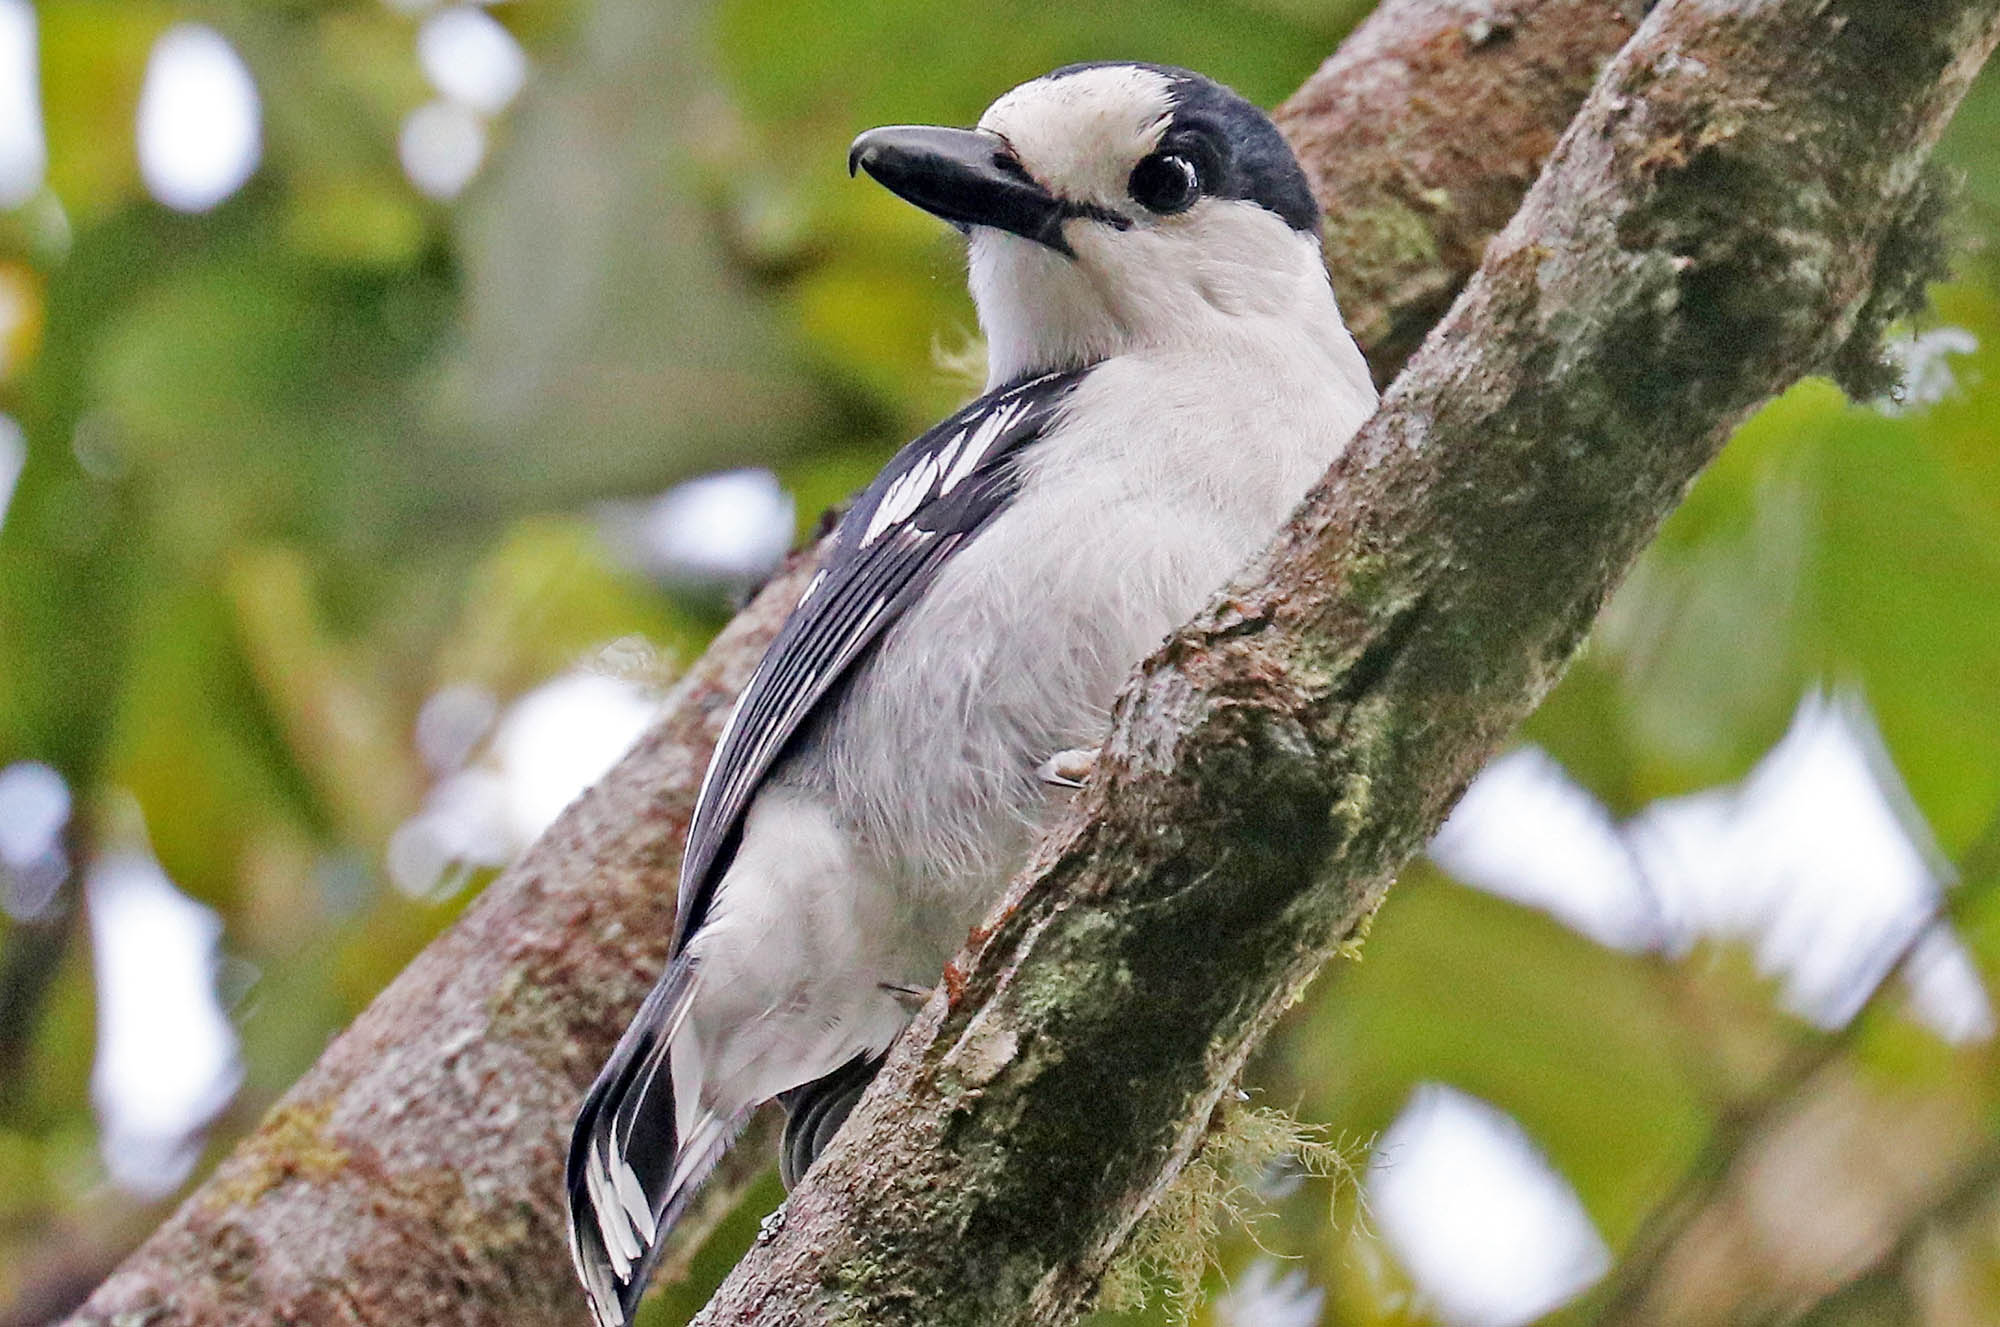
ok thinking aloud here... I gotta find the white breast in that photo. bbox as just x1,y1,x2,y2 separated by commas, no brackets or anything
781,332,1377,975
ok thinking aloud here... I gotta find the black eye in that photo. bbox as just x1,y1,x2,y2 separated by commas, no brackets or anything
1128,151,1201,215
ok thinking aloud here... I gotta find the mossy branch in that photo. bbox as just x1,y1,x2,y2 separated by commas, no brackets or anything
690,2,2000,1324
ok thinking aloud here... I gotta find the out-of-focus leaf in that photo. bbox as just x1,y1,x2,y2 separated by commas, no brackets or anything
0,260,44,382
104,577,316,913
0,217,165,787
421,0,831,513
304,9,431,144
18,924,94,1128
93,257,321,456
1275,871,1709,1248
35,2,175,220
1532,280,2000,848
717,0,1350,130
223,545,424,852
282,175,429,271
430,516,709,696
84,205,461,552
789,236,979,427
1939,59,2000,243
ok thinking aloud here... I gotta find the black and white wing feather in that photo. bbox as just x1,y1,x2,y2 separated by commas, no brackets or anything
565,365,1088,1327
674,363,1089,946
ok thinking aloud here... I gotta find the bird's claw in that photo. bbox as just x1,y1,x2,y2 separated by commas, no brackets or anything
1036,746,1099,788
757,1203,789,1243
879,981,932,1012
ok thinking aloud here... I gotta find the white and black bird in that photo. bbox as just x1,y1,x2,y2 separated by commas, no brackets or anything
566,62,1377,1326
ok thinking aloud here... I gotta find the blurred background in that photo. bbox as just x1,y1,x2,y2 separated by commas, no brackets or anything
1,2,1998,1325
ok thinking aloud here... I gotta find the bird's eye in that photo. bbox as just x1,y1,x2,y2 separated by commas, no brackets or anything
1128,151,1201,215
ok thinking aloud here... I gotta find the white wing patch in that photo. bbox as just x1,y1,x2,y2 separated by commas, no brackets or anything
928,430,969,492
610,1152,651,1233
588,1148,642,1271
860,387,1038,546
863,451,942,546
942,400,1019,496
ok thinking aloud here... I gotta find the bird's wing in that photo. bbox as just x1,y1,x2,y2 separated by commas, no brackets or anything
673,365,1089,951
566,367,1090,1327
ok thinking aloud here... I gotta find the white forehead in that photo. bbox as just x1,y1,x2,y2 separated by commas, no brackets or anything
977,65,1176,199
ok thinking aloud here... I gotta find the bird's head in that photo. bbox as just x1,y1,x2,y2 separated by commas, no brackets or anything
850,63,1353,388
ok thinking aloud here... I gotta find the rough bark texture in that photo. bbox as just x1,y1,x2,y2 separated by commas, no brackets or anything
58,4,1642,1325
58,577,802,1326
1277,0,1652,385
690,1,2000,1323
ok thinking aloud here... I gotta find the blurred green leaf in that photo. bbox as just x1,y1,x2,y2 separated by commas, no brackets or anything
1534,281,2000,847
421,0,833,513
105,575,318,912
1275,871,1710,1247
35,1,174,220
432,516,711,695
223,544,424,851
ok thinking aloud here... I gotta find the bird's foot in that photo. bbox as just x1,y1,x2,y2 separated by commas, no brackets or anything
879,981,932,1013
1036,746,1100,788
757,1202,788,1243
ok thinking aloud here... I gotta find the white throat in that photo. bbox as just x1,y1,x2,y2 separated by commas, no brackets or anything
967,205,1370,400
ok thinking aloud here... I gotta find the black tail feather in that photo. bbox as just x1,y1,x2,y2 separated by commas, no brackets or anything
777,1053,884,1190
567,960,734,1327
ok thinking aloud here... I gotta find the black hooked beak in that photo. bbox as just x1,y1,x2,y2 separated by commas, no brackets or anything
849,125,1095,258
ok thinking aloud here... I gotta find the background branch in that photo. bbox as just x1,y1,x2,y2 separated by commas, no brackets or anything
57,3,1643,1324
1588,807,2000,1324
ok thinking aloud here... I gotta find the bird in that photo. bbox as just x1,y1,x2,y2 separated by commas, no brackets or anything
565,60,1378,1326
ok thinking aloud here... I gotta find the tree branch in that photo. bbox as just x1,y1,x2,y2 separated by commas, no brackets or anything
56,3,1724,1324
1277,0,1654,384
691,1,2000,1323
1587,807,2000,1324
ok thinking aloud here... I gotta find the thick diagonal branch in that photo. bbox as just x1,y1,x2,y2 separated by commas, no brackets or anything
60,4,1669,1325
692,2,2000,1324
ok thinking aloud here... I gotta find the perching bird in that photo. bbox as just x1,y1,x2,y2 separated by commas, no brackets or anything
566,61,1377,1326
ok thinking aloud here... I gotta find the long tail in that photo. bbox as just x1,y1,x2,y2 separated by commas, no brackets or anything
565,960,740,1327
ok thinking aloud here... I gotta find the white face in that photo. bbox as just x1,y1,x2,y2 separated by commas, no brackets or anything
977,65,1179,220
965,65,1341,386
